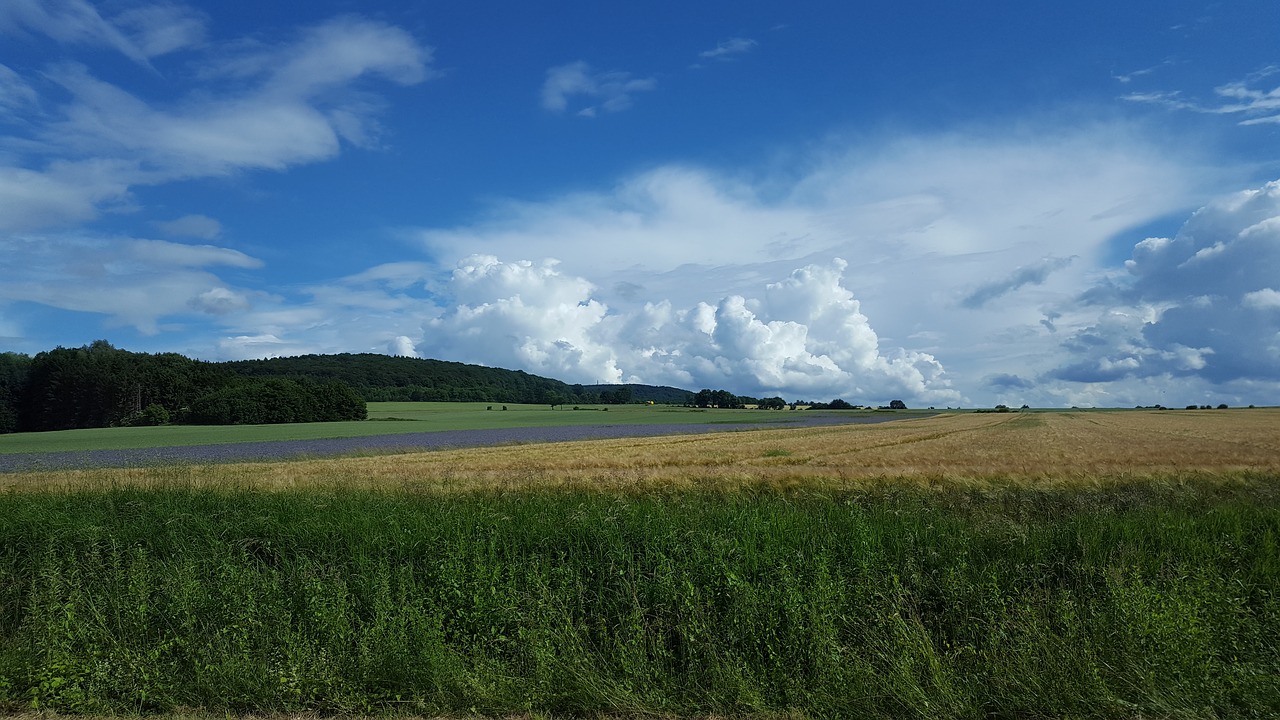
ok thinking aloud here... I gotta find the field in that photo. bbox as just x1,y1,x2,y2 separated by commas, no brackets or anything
0,402,860,455
1,409,1279,719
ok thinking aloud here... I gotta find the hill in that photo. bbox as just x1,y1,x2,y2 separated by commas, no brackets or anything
578,383,694,404
0,344,697,434
219,354,692,405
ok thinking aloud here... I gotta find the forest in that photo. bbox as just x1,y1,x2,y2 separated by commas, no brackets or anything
0,342,697,434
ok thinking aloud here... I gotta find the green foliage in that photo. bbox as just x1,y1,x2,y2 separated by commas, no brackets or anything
186,379,367,425
689,388,745,409
14,341,231,432
122,404,172,427
2,482,1278,717
808,398,856,410
2,343,694,434
0,352,29,434
223,353,598,405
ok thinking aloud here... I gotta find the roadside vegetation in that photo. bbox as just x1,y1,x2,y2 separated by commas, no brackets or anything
1,410,1278,718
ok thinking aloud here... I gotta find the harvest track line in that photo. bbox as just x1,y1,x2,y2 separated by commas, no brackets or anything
0,413,927,473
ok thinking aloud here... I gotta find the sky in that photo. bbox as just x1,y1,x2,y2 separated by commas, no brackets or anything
2,1,1279,408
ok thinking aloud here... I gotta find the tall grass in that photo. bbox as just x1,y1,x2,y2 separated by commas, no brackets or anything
2,479,1278,718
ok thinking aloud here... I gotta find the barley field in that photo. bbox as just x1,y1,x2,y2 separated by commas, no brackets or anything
1,409,1278,719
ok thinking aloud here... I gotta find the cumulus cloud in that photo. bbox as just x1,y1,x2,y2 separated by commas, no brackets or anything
388,336,417,357
412,125,1213,406
188,287,251,315
1052,179,1280,386
1243,288,1280,310
414,254,959,404
541,61,656,116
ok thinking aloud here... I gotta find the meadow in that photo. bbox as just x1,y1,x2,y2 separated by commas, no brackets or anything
1,409,1279,719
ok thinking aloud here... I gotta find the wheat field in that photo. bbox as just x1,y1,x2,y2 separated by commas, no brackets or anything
6,409,1277,493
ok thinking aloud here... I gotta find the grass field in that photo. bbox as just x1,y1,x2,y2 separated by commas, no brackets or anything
2,409,1278,719
0,402,854,455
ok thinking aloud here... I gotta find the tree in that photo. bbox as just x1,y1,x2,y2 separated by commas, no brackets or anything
0,352,31,434
888,399,907,410
757,396,787,410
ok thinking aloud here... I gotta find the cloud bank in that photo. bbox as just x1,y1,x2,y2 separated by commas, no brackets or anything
413,255,959,404
1053,181,1280,392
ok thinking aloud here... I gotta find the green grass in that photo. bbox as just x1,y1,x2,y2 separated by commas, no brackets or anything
2,480,1278,718
0,402,825,454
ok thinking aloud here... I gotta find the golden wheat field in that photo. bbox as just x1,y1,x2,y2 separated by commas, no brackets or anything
5,409,1278,494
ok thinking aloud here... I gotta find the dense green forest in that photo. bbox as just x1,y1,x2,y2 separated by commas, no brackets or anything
0,343,697,434
221,354,692,405
0,342,365,432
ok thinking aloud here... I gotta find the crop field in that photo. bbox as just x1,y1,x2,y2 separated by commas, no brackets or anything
1,409,1279,719
0,402,864,456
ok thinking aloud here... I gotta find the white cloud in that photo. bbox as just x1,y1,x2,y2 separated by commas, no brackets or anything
155,213,221,239
1125,66,1280,126
189,287,251,315
0,64,37,114
541,61,656,116
413,254,958,404
0,0,152,64
388,336,417,357
0,162,133,232
699,37,757,60
1052,179,1280,388
1243,288,1280,310
0,14,433,232
413,125,1214,404
108,3,207,58
0,233,262,333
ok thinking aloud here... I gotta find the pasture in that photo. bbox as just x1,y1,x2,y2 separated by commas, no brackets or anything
1,409,1278,719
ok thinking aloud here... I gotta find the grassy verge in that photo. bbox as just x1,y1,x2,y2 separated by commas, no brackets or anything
2,480,1278,718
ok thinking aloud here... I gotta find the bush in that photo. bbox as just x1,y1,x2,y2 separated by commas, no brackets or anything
122,403,171,426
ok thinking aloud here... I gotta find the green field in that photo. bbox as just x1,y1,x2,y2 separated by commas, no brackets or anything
2,411,1278,719
0,402,839,454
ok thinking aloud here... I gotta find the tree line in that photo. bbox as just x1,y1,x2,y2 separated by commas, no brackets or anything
0,341,364,433
0,344,698,434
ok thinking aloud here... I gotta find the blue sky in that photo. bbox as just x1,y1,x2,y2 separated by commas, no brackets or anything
2,0,1279,407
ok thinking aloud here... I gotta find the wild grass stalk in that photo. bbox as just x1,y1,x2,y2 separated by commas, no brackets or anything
1,481,1277,718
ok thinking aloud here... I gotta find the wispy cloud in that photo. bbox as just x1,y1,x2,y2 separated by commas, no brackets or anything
961,256,1074,309
154,213,222,240
541,61,656,116
1111,59,1174,84
0,0,206,65
0,15,434,232
1125,66,1280,125
699,37,757,60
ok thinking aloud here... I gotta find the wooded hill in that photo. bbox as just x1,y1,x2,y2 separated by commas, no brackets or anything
0,343,695,433
222,354,690,406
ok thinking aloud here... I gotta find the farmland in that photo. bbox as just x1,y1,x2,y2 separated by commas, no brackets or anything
0,402,879,456
1,409,1279,718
